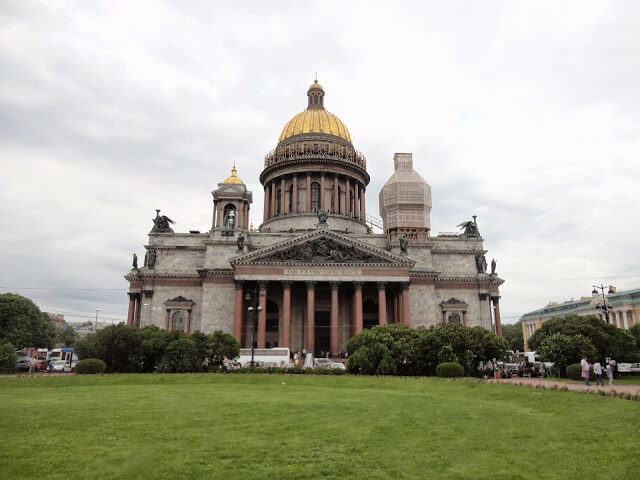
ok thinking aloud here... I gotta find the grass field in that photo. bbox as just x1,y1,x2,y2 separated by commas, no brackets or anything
1,374,639,480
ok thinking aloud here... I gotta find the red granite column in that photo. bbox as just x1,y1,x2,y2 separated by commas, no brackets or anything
233,281,244,343
306,281,315,351
401,283,410,326
244,202,249,229
282,281,291,348
361,187,366,219
377,282,387,325
306,174,311,212
330,281,339,355
320,174,325,211
134,296,142,329
280,177,286,214
492,296,502,336
292,176,298,213
257,281,268,348
263,187,268,222
354,282,363,334
127,293,136,327
345,178,351,215
271,182,276,217
354,183,360,219
333,175,338,212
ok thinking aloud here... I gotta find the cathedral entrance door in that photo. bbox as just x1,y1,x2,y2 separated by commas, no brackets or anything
314,311,330,355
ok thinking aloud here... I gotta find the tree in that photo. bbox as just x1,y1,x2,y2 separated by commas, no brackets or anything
0,293,57,349
158,337,200,373
57,326,78,347
346,324,417,375
537,333,597,375
528,315,639,362
75,324,141,372
0,343,18,373
501,321,524,351
208,331,240,368
136,326,169,372
629,324,640,350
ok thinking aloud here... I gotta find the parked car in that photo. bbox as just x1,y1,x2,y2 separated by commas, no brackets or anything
63,359,78,373
15,358,29,371
330,363,346,370
314,358,332,369
48,360,67,372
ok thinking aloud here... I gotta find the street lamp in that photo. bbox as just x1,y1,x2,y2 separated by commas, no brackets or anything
247,305,263,367
592,284,613,324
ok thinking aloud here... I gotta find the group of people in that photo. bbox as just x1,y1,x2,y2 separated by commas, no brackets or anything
581,357,615,387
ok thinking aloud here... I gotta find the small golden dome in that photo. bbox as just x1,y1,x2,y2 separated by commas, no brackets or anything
308,79,324,91
223,166,244,184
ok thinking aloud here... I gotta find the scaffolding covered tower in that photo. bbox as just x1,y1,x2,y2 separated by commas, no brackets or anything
379,153,432,242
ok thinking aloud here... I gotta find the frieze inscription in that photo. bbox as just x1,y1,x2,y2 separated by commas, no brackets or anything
285,268,362,276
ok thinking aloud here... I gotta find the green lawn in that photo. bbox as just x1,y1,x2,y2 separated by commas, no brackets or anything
1,374,639,480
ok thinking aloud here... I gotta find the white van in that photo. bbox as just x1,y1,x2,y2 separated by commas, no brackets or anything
237,347,290,367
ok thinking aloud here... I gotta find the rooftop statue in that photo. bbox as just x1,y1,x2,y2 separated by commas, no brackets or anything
317,209,329,225
151,209,175,233
491,258,497,275
458,215,480,238
237,232,245,251
132,253,138,270
399,234,409,253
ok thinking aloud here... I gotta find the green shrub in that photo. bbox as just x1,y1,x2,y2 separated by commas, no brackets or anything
0,343,18,373
436,362,464,378
75,358,107,374
566,363,595,381
158,338,201,373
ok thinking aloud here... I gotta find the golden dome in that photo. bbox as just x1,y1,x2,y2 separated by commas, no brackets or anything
279,109,352,143
223,166,244,184
278,80,352,144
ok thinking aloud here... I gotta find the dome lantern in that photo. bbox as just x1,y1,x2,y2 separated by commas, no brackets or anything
307,79,325,109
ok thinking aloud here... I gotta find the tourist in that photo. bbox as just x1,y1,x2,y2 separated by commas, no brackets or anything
593,361,604,386
580,356,590,386
606,361,614,386
28,354,37,375
222,356,230,373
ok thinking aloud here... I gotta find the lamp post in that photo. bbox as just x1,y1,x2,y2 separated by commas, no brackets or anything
592,284,613,324
247,305,263,367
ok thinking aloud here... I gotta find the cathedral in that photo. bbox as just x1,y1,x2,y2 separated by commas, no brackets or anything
125,80,504,355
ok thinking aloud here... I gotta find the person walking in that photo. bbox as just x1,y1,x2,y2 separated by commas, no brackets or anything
593,361,605,386
606,361,614,386
222,356,230,373
28,354,37,375
580,356,590,386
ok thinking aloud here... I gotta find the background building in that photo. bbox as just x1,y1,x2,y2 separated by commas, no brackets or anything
520,286,640,348
125,81,504,356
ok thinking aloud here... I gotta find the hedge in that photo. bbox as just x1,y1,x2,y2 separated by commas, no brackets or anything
436,362,464,378
75,358,107,374
566,363,595,381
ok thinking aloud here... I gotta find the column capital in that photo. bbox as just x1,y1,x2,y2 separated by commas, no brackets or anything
306,280,316,289
491,295,501,303
258,280,269,290
401,282,410,291
234,280,244,290
282,280,293,289
377,281,387,289
353,281,364,290
330,281,340,290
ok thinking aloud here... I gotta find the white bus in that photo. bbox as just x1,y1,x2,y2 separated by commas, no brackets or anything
237,348,290,367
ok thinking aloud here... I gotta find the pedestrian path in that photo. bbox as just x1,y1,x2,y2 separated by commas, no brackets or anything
486,376,640,396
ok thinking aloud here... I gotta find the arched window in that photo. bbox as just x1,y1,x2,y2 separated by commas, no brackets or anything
448,313,461,324
171,311,186,332
311,182,321,211
223,204,236,229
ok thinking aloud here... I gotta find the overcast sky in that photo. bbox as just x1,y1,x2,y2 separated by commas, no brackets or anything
1,1,639,326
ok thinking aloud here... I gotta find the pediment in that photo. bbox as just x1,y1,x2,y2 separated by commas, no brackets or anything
231,230,415,268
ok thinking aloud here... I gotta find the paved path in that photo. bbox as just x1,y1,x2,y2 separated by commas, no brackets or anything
487,376,640,395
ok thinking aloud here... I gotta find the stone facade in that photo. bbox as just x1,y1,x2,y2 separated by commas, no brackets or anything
125,81,504,356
